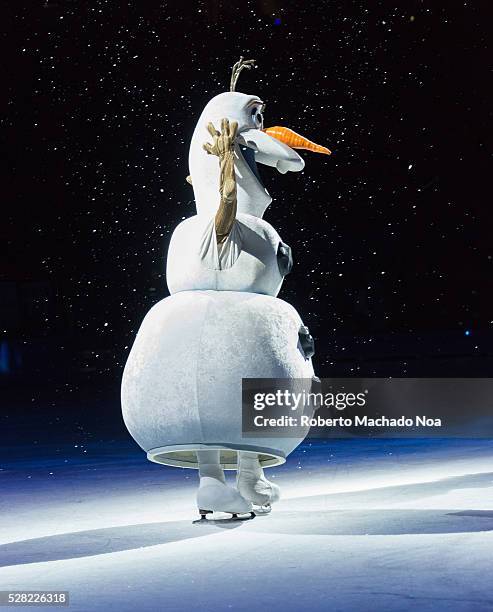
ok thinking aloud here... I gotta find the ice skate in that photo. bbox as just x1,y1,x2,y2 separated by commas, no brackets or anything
195,449,254,520
237,452,281,510
197,477,254,520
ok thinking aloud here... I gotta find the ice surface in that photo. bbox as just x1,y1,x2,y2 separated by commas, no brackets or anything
1,439,493,611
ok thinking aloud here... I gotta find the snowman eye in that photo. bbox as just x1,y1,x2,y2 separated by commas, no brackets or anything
251,106,263,127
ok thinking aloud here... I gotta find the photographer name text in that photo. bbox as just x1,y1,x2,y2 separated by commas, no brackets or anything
253,415,442,428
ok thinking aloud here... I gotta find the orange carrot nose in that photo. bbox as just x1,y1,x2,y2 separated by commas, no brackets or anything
263,126,331,155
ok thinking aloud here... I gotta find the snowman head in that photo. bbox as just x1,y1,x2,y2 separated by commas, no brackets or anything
189,91,306,219
188,57,331,219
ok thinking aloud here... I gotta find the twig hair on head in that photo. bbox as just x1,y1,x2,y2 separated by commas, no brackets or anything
230,56,256,92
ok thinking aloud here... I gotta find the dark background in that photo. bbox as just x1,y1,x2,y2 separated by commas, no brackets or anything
2,1,492,444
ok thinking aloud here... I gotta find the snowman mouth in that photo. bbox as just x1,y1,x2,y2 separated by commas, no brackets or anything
239,144,265,189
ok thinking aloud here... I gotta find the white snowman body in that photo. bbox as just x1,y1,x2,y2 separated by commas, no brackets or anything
167,213,290,296
121,290,314,469
121,90,316,469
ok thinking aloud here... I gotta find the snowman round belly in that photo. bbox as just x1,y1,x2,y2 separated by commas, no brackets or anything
121,290,315,469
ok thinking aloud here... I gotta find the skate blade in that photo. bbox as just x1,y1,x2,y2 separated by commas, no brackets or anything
193,510,255,524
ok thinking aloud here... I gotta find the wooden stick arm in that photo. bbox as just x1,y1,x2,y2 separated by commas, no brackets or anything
202,118,238,244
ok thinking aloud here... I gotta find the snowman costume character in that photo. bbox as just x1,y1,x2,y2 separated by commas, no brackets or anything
121,58,330,519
